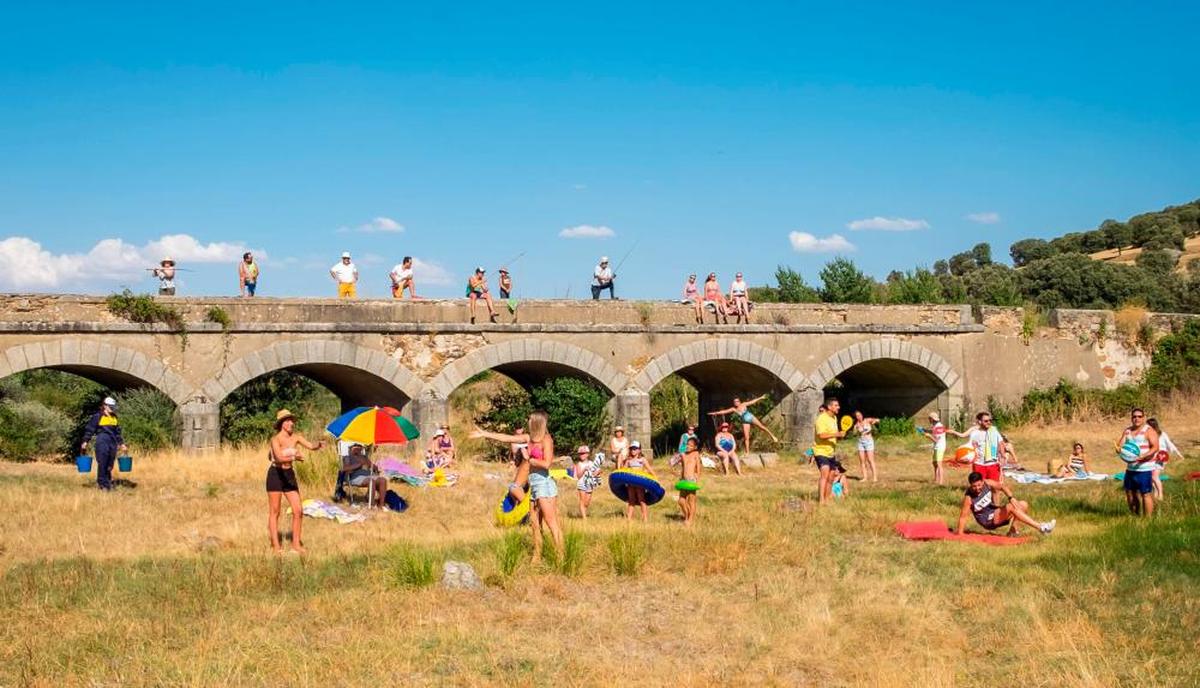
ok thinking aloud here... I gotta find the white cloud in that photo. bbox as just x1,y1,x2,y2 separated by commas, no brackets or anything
0,234,265,290
846,216,930,231
966,211,1001,225
412,258,453,285
559,224,615,239
337,216,405,234
788,232,856,254
572,183,587,191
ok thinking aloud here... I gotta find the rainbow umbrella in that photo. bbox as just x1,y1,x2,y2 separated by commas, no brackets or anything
326,406,421,445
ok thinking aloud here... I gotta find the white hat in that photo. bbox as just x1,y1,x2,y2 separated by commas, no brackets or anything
341,251,351,258
434,429,445,437
600,256,609,263
630,440,641,449
103,396,117,407
577,445,590,454
475,266,486,273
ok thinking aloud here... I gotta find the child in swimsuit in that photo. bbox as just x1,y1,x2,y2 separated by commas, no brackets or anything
622,440,655,522
830,459,849,498
574,445,604,519
677,437,701,525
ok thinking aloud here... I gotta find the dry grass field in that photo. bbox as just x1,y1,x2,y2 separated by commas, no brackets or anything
1,412,1197,687
1089,234,1200,273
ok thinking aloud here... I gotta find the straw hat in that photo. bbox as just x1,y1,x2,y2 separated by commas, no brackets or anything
275,409,296,428
161,257,175,266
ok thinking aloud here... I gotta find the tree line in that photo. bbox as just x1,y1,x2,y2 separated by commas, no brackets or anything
753,198,1200,313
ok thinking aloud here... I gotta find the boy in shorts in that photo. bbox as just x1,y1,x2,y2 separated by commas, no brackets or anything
677,437,701,526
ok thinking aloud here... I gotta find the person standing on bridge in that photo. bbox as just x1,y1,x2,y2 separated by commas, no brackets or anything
153,257,176,296
498,268,513,299
330,251,359,299
80,396,127,491
592,256,616,300
239,252,259,297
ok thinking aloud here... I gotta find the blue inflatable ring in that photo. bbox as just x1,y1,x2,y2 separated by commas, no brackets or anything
608,469,665,505
494,490,531,527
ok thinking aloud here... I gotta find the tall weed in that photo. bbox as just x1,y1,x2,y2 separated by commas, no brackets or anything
607,530,647,577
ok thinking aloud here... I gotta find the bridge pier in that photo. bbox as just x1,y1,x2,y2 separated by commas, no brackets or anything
791,386,824,451
180,399,220,452
615,390,651,449
413,395,449,443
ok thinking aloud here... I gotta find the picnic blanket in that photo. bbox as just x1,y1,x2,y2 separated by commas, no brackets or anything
1004,470,1109,485
895,520,1030,546
301,499,367,524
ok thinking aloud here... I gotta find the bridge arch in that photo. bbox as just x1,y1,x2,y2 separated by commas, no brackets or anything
428,339,626,399
204,340,425,411
0,340,192,405
630,339,807,449
808,339,963,418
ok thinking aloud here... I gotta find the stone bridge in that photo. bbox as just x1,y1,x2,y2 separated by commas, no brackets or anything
0,295,1179,451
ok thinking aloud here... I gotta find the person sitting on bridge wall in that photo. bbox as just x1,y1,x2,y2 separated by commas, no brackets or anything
467,267,498,324
682,274,703,323
390,256,417,299
728,271,751,324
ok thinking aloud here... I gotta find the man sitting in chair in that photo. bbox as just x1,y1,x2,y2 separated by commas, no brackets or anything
339,444,389,509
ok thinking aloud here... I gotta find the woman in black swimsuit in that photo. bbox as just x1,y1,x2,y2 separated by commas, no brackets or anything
268,409,324,554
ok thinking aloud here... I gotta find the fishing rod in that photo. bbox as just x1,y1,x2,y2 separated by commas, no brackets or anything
498,251,526,270
612,239,640,277
144,267,196,272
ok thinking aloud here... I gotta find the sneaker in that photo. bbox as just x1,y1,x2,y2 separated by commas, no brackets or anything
1040,519,1056,534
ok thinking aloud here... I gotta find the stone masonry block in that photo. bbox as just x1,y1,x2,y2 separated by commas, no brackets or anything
41,341,63,367
61,339,80,365
305,340,324,363
4,346,26,374
354,345,372,371
22,342,45,369
128,352,150,380
338,342,356,367
702,338,719,361
97,343,116,370
245,351,266,380
868,340,882,360
259,346,280,374
111,346,133,373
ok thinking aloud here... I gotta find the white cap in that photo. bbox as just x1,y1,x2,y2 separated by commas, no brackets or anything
475,266,485,273
577,445,590,454
600,256,609,263
342,251,351,258
630,440,641,449
434,429,445,437
103,397,117,407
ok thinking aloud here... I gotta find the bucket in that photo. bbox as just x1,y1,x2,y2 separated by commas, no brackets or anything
75,455,93,473
117,455,133,472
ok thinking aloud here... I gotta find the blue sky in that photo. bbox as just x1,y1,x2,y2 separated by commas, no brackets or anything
1,2,1197,298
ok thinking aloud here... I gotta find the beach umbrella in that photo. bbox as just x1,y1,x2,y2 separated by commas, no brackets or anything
326,406,421,445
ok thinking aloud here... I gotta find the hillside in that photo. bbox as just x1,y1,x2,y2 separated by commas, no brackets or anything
1090,234,1200,273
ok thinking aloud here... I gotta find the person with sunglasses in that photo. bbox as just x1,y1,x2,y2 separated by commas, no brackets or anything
1116,408,1160,517
949,412,1005,483
728,272,751,324
681,274,702,323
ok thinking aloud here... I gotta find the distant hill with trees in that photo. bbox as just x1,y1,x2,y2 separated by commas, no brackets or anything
752,198,1200,313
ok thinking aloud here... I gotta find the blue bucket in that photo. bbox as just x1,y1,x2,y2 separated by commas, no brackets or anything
117,455,133,472
75,455,93,473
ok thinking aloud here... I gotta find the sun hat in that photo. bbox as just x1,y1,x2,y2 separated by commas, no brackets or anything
103,396,117,407
275,409,296,428
161,257,174,265
600,256,609,263
499,268,509,274
434,429,445,437
577,445,590,454
614,426,624,432
928,411,940,422
341,251,351,258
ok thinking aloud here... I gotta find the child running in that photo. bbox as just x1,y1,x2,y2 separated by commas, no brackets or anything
676,437,701,526
574,445,604,519
621,440,656,522
473,411,563,561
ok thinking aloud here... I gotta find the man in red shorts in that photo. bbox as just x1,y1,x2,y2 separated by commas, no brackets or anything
963,411,1004,483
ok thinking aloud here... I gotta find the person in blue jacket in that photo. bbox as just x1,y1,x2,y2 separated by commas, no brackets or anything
81,396,127,490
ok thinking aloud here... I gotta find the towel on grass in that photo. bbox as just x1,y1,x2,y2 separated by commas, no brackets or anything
301,499,367,524
895,520,1030,546
1005,470,1109,485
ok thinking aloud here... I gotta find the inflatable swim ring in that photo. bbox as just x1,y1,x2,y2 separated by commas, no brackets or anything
609,469,665,505
494,490,531,527
550,467,571,480
717,438,735,452
675,479,701,492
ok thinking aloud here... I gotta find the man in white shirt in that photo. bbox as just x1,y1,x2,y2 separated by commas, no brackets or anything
591,256,615,300
330,251,359,298
390,256,417,299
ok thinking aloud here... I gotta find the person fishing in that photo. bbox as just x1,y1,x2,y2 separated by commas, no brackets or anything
80,396,127,491
592,256,615,300
467,267,498,323
152,257,177,296
498,268,513,299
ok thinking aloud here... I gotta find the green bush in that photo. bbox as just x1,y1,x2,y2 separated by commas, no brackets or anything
116,388,180,451
0,401,69,461
650,374,697,456
204,306,232,330
873,416,916,437
220,371,340,446
389,545,439,589
1145,320,1200,393
494,530,527,578
477,376,610,458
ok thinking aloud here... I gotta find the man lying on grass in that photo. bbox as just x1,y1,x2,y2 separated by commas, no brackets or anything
957,471,1056,537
